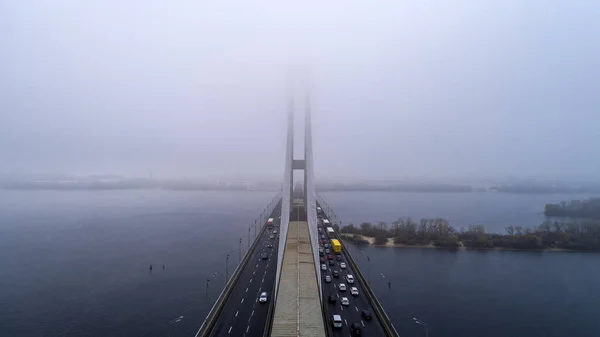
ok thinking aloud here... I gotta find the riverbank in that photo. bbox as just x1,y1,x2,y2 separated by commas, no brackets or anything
339,234,586,252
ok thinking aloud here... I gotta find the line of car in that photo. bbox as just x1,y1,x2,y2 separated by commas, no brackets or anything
316,211,371,336
257,217,280,304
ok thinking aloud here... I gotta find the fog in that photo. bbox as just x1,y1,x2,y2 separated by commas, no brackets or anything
1,1,599,182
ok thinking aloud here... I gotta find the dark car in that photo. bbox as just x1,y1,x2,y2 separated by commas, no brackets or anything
267,243,273,248
328,260,335,266
261,253,268,260
320,257,326,263
322,239,326,244
336,255,342,261
327,254,333,260
332,270,339,278
319,251,324,257
350,323,362,335
328,295,337,304
361,310,372,321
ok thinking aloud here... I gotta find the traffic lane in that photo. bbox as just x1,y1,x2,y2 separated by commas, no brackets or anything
211,235,271,336
323,266,385,337
319,253,386,336
246,241,279,336
316,209,386,336
228,243,277,337
213,233,277,336
211,223,278,336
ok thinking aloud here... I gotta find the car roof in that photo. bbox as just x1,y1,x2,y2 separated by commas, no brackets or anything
333,314,342,320
351,287,358,289
260,292,267,296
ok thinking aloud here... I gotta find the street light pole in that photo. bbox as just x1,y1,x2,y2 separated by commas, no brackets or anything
248,227,251,248
413,317,429,337
367,255,371,285
226,254,229,281
239,238,242,262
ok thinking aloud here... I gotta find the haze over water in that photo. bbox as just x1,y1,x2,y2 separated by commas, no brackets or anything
1,190,599,337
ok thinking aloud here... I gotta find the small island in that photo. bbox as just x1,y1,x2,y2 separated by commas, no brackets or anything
338,199,600,251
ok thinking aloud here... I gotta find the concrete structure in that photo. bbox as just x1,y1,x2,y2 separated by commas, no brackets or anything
272,198,325,337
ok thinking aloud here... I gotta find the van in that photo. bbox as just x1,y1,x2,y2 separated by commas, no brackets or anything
347,275,354,284
332,314,343,328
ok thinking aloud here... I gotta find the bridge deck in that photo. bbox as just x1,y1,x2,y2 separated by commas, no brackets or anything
272,219,325,337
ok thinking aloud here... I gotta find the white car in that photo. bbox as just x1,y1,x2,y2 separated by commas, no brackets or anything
341,297,350,306
351,287,359,296
346,275,354,284
325,275,332,283
321,264,327,271
340,262,347,269
259,292,268,303
339,283,346,291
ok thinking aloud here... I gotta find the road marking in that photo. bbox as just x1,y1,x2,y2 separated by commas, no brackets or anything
241,298,244,304
340,305,344,311
345,319,348,325
256,264,258,268
246,326,250,333
252,310,255,316
235,311,239,317
255,298,258,303
334,284,337,288
361,320,365,327
355,307,358,312
253,271,255,275
246,287,248,292
250,278,252,283
262,277,264,282
337,293,340,298
228,326,232,334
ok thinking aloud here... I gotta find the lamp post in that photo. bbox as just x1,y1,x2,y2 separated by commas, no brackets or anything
225,254,230,281
360,251,371,285
413,317,429,337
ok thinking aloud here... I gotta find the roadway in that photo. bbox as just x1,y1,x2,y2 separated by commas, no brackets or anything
208,202,282,337
317,204,387,337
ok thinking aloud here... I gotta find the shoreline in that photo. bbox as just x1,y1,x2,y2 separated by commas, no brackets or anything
340,234,598,253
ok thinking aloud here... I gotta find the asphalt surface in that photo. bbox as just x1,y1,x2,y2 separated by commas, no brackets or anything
317,205,387,337
209,203,282,337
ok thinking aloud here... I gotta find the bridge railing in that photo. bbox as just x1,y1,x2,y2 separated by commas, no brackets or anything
318,200,400,337
195,198,282,337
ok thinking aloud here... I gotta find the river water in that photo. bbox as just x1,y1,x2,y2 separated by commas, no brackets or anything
0,190,598,336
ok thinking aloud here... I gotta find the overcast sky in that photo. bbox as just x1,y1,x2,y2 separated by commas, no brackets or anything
1,1,599,182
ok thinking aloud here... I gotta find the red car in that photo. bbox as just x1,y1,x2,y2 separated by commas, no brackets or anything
327,254,334,260
322,240,326,244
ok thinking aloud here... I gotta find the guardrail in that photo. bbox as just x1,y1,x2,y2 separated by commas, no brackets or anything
318,202,399,337
195,199,282,337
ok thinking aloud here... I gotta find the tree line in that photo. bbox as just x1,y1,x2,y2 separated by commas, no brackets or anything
340,217,600,250
544,198,600,219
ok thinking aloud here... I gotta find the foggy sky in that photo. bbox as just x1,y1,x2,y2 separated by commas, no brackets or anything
1,1,599,182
